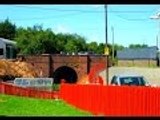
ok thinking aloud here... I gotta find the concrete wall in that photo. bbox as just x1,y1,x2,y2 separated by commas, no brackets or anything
118,59,157,67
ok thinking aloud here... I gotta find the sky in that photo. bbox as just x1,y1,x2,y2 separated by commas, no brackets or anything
0,4,160,48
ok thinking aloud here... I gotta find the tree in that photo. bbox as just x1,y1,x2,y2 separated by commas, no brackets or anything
64,39,78,54
14,22,125,56
73,34,87,52
55,33,87,54
15,26,88,55
0,18,16,40
87,42,98,54
97,43,105,54
129,44,148,49
54,33,68,52
15,25,57,55
114,44,124,51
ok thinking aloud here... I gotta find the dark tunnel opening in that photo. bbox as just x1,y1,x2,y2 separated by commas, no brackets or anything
53,66,78,84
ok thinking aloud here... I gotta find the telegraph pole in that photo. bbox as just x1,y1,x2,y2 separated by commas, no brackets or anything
156,35,158,49
111,26,114,62
104,5,109,85
158,20,160,50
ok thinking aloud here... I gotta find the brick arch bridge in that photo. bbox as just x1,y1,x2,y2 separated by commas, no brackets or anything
22,54,107,84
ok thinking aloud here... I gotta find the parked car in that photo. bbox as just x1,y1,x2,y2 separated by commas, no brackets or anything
110,74,150,86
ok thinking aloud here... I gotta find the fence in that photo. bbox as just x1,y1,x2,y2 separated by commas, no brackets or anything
0,82,59,99
2,81,160,116
59,83,160,116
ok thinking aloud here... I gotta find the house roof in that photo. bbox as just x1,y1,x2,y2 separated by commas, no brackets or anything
0,38,16,45
117,46,158,60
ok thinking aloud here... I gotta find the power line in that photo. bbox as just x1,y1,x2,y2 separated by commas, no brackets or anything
0,13,151,22
0,6,103,21
109,7,157,13
111,13,150,21
109,10,154,13
0,12,88,21
11,5,156,21
5,14,80,21
0,5,157,22
13,5,156,13
13,5,103,13
108,7,157,21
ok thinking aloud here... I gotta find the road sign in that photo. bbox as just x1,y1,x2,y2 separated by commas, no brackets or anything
104,47,109,55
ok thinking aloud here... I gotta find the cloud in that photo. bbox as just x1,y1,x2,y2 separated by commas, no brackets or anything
90,5,104,8
83,5,104,8
53,24,72,34
87,34,104,43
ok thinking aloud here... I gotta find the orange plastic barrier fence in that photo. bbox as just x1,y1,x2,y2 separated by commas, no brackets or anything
59,83,160,116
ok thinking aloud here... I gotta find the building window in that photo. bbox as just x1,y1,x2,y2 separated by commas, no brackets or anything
0,48,3,55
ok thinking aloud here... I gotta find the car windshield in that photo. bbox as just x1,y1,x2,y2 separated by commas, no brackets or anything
119,76,146,86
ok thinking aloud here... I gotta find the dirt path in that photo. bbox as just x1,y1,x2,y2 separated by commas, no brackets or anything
99,67,160,86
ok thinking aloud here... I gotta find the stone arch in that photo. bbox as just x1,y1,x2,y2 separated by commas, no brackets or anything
53,66,78,84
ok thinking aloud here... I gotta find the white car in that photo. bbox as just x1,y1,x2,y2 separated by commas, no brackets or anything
110,74,150,86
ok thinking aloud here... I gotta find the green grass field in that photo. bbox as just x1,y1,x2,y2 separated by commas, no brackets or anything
0,94,92,116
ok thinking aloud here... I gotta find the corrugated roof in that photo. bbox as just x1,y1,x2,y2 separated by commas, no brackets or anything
117,46,158,60
0,38,16,45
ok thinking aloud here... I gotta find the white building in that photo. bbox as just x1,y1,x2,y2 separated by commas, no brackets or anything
0,38,17,59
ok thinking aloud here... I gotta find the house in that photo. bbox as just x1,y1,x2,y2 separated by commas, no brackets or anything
117,46,159,67
0,38,17,59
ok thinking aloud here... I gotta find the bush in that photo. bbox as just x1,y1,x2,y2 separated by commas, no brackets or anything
52,84,60,91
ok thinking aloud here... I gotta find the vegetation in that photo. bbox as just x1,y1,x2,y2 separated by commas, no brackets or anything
0,19,16,40
15,26,57,55
52,84,60,91
129,44,148,49
0,94,92,116
0,18,150,58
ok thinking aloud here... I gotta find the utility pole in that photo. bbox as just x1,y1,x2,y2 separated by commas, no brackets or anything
158,20,160,50
156,35,158,49
150,12,160,49
111,26,114,62
104,5,109,85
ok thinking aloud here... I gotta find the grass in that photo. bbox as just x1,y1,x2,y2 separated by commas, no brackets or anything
0,94,92,116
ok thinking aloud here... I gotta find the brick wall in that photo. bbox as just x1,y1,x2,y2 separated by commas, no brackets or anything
51,55,88,81
89,55,107,69
22,54,107,83
24,54,51,77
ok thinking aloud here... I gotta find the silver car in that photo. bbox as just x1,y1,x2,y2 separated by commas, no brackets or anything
110,74,150,86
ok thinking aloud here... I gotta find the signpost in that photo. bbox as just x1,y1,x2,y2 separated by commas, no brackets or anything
104,46,109,56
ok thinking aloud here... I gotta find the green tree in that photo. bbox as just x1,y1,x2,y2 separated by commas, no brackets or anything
15,25,57,55
114,44,124,51
97,43,105,54
87,42,98,54
0,18,16,40
129,44,148,49
56,33,87,54
64,39,78,54
55,33,68,52
73,34,87,52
